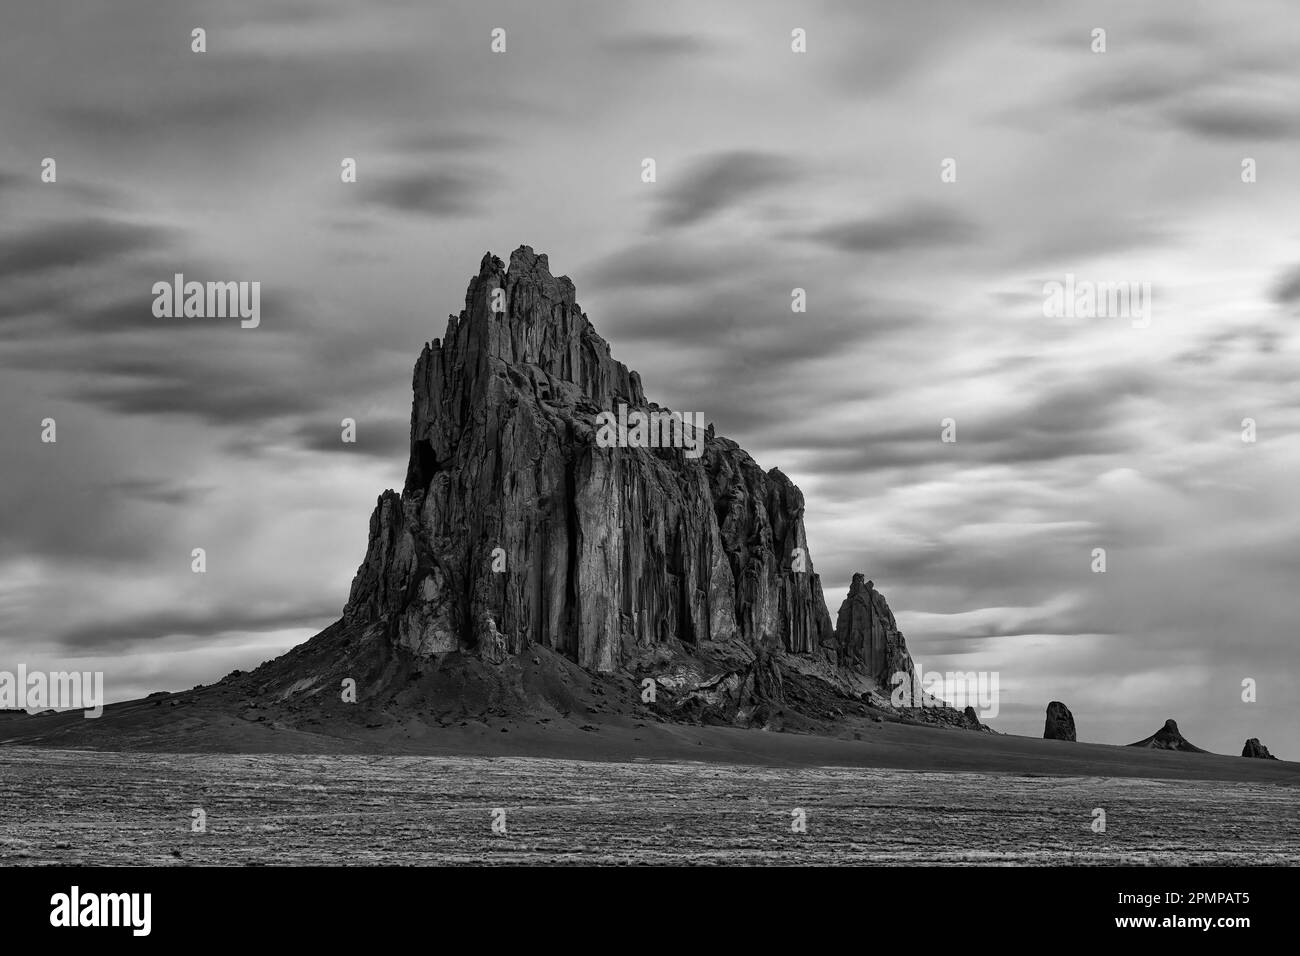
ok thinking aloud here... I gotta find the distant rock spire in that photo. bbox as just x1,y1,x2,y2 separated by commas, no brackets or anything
1242,738,1278,760
1044,701,1077,741
1128,718,1209,753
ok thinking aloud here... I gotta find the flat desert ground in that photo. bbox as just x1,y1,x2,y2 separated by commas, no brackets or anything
3,700,1298,865
2,748,1298,865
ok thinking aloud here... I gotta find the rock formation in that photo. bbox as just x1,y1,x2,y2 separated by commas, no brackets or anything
1128,718,1208,753
1242,738,1278,760
236,246,939,729
832,574,916,688
1043,701,1076,741
344,246,844,673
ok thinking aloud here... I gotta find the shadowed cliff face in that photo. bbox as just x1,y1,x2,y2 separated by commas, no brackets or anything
342,246,857,677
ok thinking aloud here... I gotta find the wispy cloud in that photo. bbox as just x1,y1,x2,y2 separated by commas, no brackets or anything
655,151,799,228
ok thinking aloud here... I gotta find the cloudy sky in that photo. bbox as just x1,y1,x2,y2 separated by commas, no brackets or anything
2,0,1297,755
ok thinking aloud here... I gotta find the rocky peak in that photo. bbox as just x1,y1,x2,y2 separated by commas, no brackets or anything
404,246,645,497
337,246,916,715
1242,738,1278,760
1128,718,1208,753
832,573,916,687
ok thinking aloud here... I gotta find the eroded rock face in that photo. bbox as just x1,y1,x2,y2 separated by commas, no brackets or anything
341,246,880,683
831,574,916,688
1043,701,1077,741
1242,738,1278,760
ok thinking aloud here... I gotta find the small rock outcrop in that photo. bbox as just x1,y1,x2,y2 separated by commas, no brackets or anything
1043,701,1076,741
1242,738,1278,760
1128,719,1208,753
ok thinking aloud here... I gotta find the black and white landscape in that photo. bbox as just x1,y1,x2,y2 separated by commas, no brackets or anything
2,0,1299,882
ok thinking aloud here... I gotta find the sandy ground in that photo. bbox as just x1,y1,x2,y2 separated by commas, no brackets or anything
3,697,1296,784
6,695,1295,865
3,747,1297,865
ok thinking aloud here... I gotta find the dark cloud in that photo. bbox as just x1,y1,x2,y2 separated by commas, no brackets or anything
1012,218,1176,267
64,297,205,335
57,90,263,140
362,169,491,218
103,478,211,507
806,204,978,253
1271,264,1300,304
607,288,914,369
0,284,64,326
1072,73,1188,112
54,604,338,652
601,32,715,57
585,243,750,290
1177,324,1286,366
32,331,319,428
0,242,340,431
395,130,505,153
774,371,1150,478
252,0,341,27
0,247,303,340
0,165,132,212
1172,103,1300,141
809,427,1125,478
75,373,314,428
0,478,163,567
655,151,797,228
291,417,409,460
45,19,438,148
580,238,936,441
1063,24,1300,143
0,220,169,280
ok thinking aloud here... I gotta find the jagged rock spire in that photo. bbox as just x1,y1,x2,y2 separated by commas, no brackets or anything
832,573,916,687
